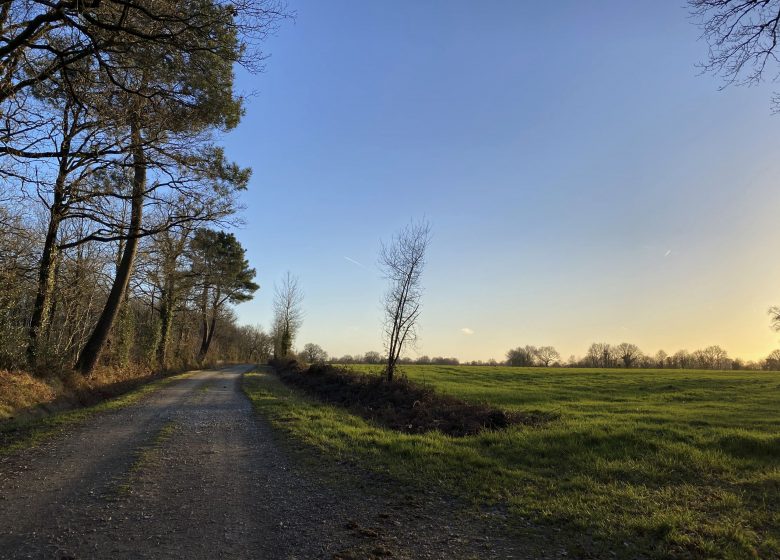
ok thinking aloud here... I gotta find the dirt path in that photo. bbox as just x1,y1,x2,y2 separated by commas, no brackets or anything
0,365,534,559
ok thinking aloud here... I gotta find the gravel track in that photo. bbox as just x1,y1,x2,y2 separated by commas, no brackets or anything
0,365,534,559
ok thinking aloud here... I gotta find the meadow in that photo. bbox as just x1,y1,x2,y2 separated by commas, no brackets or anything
243,365,780,559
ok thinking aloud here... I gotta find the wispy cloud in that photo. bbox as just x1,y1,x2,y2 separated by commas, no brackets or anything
344,256,367,269
664,249,672,257
460,327,474,335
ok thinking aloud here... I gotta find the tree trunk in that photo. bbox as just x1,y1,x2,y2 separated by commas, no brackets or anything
197,318,210,362
27,206,62,367
204,312,217,356
75,121,145,376
197,311,218,363
156,284,174,368
280,326,291,358
155,231,188,369
197,284,210,363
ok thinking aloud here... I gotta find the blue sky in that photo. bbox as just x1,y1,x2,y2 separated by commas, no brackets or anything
223,0,780,362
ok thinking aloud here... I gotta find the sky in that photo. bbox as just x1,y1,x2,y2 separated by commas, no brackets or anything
222,0,780,363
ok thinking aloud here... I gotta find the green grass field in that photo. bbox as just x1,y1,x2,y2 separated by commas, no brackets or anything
243,365,780,559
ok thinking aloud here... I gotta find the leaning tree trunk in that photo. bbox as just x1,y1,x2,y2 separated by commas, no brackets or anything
197,319,211,363
203,311,217,357
27,146,71,368
196,284,210,363
197,316,215,363
197,303,218,363
75,121,145,376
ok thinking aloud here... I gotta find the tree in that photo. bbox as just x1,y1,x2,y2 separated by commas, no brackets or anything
672,349,692,369
431,356,459,365
0,208,37,367
300,343,328,364
0,1,285,142
71,3,254,375
691,345,729,369
188,229,258,363
19,68,127,367
764,349,780,370
236,326,272,363
379,220,431,382
655,350,668,368
535,346,560,367
363,351,383,364
506,345,537,367
142,227,195,368
587,343,615,368
691,1,780,102
272,272,303,358
616,342,642,368
705,345,730,369
769,306,780,332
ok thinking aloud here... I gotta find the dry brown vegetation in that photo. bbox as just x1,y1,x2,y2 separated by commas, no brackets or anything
0,364,184,422
272,359,552,437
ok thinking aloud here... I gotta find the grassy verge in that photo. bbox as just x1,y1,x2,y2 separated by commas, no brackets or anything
244,365,780,559
0,371,192,454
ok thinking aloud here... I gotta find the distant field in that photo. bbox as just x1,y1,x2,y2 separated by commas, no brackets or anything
244,365,780,559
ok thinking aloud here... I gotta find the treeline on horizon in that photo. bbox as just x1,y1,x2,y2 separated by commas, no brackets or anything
316,343,780,371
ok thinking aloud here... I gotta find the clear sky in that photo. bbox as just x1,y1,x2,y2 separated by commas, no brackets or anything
223,0,780,363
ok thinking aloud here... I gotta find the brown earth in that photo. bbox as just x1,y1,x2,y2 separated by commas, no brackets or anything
0,365,551,559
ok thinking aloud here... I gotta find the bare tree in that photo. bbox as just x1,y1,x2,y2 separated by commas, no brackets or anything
300,343,327,364
335,354,354,364
431,356,459,365
701,345,730,369
379,219,431,382
691,2,780,90
769,306,780,333
140,226,195,368
506,345,537,367
764,349,780,370
535,346,560,367
616,342,642,368
672,349,692,369
587,343,615,368
272,272,303,358
239,325,272,363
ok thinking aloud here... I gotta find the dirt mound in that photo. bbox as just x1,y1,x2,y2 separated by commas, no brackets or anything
271,359,551,437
